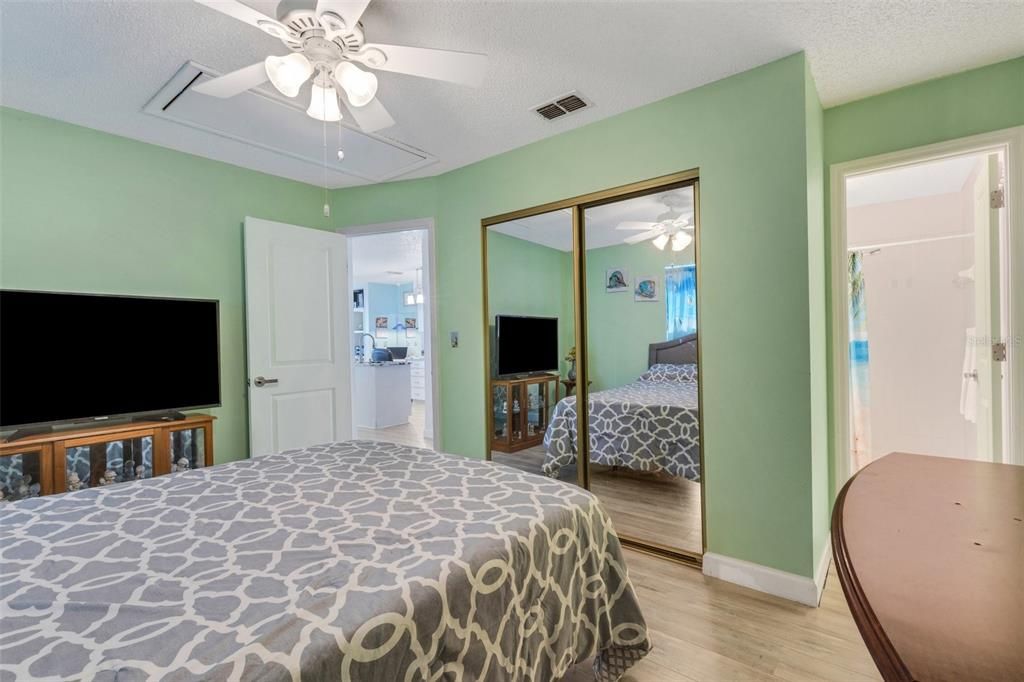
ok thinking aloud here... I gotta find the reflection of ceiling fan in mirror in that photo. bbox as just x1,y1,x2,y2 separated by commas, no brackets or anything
616,192,694,251
192,0,487,132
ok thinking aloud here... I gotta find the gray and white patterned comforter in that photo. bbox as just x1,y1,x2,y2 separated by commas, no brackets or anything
543,380,700,480
0,440,650,681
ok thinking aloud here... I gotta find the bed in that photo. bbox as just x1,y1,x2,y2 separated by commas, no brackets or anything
543,334,700,481
0,440,650,681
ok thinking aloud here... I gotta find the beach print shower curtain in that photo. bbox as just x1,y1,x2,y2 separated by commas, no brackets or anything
849,252,872,471
666,264,697,339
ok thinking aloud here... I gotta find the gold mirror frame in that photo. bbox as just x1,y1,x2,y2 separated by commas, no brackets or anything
481,169,705,566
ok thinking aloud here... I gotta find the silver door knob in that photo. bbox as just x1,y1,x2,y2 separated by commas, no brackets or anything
253,376,279,387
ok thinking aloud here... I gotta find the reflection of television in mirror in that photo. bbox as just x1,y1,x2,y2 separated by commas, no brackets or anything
0,290,221,432
495,315,558,376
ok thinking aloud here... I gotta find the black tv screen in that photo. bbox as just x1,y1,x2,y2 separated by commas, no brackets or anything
0,290,220,428
496,315,558,376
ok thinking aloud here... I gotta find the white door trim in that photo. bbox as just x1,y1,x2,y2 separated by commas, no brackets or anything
338,218,442,449
830,126,1024,491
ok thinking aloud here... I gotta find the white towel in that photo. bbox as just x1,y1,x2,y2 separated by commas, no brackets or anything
960,327,977,423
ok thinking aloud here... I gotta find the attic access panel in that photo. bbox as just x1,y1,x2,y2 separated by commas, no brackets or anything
145,63,436,184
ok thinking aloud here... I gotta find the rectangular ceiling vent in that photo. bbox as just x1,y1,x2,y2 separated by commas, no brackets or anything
533,91,592,121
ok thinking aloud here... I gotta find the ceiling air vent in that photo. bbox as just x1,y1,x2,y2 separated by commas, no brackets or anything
533,91,592,121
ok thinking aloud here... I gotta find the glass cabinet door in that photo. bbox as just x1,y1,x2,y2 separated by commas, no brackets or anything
524,380,549,441
169,427,207,472
0,450,45,501
65,437,153,491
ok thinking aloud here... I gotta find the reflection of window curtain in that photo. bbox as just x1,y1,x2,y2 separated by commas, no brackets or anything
665,264,697,340
848,252,872,472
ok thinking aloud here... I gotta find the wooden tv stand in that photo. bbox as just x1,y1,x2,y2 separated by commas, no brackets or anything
0,415,215,500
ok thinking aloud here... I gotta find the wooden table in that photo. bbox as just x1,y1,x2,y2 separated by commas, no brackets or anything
832,453,1023,681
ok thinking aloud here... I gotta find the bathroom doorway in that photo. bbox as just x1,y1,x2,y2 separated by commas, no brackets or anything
832,129,1022,485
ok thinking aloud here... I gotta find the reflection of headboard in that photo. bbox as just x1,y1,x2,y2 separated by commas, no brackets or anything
648,333,698,367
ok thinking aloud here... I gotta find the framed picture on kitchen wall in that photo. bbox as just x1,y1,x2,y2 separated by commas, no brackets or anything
375,316,389,329
404,317,417,329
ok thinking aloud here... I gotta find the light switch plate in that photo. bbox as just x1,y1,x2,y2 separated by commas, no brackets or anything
450,331,459,348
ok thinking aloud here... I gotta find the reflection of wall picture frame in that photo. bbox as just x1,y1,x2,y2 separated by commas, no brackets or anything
634,275,659,302
605,268,629,293
404,317,417,329
374,316,389,329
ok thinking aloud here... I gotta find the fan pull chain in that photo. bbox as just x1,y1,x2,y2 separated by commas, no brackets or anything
337,116,344,161
322,76,330,219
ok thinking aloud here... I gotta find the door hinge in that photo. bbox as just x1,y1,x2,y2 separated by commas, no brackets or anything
993,342,1007,362
990,188,1005,209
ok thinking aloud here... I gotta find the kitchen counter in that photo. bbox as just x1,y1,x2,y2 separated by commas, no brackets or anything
353,362,412,428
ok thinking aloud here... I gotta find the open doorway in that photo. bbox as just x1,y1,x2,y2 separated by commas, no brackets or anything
832,129,1022,485
345,222,438,450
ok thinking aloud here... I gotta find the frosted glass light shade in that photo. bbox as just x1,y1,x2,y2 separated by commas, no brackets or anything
671,231,693,252
652,233,670,250
265,53,313,98
334,62,378,107
307,84,342,122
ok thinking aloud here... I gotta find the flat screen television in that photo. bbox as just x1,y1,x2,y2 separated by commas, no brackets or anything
0,290,221,429
495,315,558,376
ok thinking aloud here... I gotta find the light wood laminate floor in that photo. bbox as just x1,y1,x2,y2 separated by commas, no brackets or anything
356,400,432,449
563,550,880,681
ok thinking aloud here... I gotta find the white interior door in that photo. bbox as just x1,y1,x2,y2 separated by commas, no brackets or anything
244,217,351,456
972,154,1004,461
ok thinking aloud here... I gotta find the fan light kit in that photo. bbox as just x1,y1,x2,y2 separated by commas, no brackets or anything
616,192,695,251
192,0,488,133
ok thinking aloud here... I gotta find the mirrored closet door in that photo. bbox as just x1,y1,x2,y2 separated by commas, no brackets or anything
484,208,578,485
482,171,703,563
581,182,702,557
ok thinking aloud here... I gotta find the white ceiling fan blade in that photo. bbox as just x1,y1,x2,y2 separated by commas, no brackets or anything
316,0,372,32
623,228,665,245
339,92,395,132
193,62,269,98
355,43,487,87
193,0,289,36
616,221,658,232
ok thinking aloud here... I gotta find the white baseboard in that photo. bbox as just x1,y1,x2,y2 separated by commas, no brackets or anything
703,541,833,607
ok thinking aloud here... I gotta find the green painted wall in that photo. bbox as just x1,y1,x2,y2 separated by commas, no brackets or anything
822,56,1024,497
334,53,828,577
584,241,694,391
0,107,332,465
804,61,829,567
485,231,573,378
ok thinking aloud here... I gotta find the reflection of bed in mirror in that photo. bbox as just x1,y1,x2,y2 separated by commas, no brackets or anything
542,334,700,480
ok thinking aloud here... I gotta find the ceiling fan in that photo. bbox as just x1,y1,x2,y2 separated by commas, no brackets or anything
616,193,695,251
191,0,488,132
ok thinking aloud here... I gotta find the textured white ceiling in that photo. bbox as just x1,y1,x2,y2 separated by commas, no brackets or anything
1,1,1021,188
847,154,983,208
350,228,424,283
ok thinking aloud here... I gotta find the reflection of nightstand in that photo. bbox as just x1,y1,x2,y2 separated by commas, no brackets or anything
560,379,592,399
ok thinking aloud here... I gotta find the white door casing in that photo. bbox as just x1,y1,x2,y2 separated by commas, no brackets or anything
972,154,1004,460
244,217,351,456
